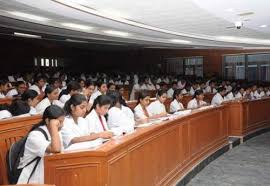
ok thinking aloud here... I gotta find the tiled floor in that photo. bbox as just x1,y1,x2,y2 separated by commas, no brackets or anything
187,132,270,186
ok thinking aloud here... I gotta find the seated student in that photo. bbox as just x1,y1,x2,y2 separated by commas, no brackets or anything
0,79,10,98
130,79,143,100
147,89,167,117
167,81,177,98
49,78,62,93
82,80,95,102
116,85,127,103
36,86,63,113
85,95,114,137
89,81,108,105
6,81,26,98
265,87,270,96
170,89,184,113
8,100,32,117
59,81,81,105
250,85,259,99
108,83,116,91
244,87,253,100
134,91,152,120
211,87,226,106
107,91,135,135
29,76,46,95
17,105,65,184
78,79,86,90
187,90,207,109
256,86,266,98
61,94,112,148
0,104,12,119
224,89,235,101
205,80,217,94
21,90,40,115
234,87,245,99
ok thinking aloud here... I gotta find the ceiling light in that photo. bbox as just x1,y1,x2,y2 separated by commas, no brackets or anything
65,39,88,43
170,39,192,44
260,25,268,28
61,23,92,30
104,30,129,37
8,11,50,22
14,32,41,38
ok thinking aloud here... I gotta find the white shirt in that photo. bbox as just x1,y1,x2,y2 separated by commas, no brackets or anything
6,89,18,97
107,107,135,135
17,126,63,184
59,94,71,105
36,98,64,114
61,116,90,148
89,90,102,104
235,92,243,99
266,90,270,96
121,105,135,120
205,86,217,94
0,110,12,119
0,92,5,98
167,88,174,98
134,104,152,120
29,85,42,95
147,100,166,116
211,93,224,106
170,99,184,113
224,92,235,101
187,98,207,109
130,84,141,100
85,109,109,133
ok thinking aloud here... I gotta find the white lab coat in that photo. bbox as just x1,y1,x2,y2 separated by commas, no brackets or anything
6,89,18,97
36,98,64,114
187,98,207,109
235,92,243,99
121,105,135,120
130,84,141,100
59,94,71,105
107,107,135,135
224,92,235,101
170,99,184,113
17,125,63,184
167,88,174,98
134,104,152,120
85,109,109,133
205,86,217,94
211,93,224,106
0,110,12,119
29,85,45,95
89,90,102,104
147,100,166,116
61,116,90,148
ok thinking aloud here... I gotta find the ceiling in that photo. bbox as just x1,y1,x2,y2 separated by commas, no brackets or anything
0,0,269,49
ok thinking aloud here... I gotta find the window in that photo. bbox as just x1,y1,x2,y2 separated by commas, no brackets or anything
223,53,270,82
34,57,63,68
165,56,203,77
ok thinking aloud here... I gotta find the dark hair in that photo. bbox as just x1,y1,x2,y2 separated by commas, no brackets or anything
193,89,204,99
107,91,121,107
108,83,115,89
9,100,30,116
66,81,81,93
96,81,107,88
44,85,58,98
157,89,167,97
137,90,150,104
48,78,60,85
217,87,226,93
0,79,9,86
31,105,65,131
173,89,182,100
34,75,46,83
64,94,87,115
85,80,95,88
16,81,25,87
21,90,38,101
91,95,111,111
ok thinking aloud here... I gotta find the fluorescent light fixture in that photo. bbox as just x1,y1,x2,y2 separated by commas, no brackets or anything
61,23,92,30
8,11,50,22
216,36,270,45
170,39,191,44
65,39,88,43
260,25,268,28
14,32,41,38
104,30,129,37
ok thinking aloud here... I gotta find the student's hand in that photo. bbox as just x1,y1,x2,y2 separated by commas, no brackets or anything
99,131,113,139
48,119,61,130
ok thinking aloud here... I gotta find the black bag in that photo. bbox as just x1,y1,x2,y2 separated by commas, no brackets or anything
6,127,48,184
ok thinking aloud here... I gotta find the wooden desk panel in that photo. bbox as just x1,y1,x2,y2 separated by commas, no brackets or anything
44,106,228,186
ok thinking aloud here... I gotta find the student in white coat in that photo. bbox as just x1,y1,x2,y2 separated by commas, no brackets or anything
36,86,63,113
167,81,177,98
89,81,108,108
187,90,207,109
211,87,226,106
61,94,112,148
107,91,135,135
205,80,217,94
0,79,10,98
85,95,114,136
147,89,167,117
6,81,26,98
29,76,46,96
170,89,184,113
234,87,245,99
134,91,155,121
21,90,40,115
59,81,81,105
17,105,65,184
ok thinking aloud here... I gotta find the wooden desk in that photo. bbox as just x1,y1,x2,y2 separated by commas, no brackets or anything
0,98,13,105
0,115,42,185
224,97,270,136
44,106,228,186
